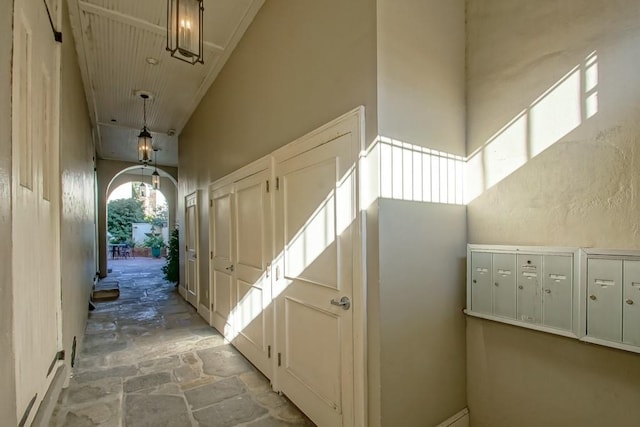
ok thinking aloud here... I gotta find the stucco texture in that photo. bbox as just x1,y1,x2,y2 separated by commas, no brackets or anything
466,1,640,425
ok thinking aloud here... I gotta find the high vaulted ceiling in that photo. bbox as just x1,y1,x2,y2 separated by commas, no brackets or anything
67,0,264,167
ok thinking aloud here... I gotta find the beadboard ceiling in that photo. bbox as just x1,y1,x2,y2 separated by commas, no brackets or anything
67,0,264,167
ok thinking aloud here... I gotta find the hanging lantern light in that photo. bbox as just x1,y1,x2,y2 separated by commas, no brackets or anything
152,149,160,190
166,0,204,65
139,167,147,197
138,94,152,164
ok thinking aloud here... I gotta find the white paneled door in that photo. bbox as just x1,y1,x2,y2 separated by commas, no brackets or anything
185,193,199,307
210,184,234,334
274,132,358,427
231,169,273,377
12,0,62,423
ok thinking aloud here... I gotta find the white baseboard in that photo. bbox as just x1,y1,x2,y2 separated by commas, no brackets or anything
178,285,187,299
436,408,469,427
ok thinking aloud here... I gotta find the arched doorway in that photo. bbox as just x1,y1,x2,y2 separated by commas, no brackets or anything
97,160,178,277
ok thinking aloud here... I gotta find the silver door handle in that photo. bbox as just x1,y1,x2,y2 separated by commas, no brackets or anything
330,296,351,310
225,265,234,272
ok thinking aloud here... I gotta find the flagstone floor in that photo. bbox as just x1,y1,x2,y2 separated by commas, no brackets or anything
51,258,314,427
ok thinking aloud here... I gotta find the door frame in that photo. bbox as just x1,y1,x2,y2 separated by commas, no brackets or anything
270,106,367,426
184,191,199,307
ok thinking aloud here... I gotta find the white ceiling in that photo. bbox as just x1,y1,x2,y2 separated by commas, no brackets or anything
67,0,264,167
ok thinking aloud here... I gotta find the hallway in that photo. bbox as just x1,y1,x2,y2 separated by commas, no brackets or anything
51,259,313,426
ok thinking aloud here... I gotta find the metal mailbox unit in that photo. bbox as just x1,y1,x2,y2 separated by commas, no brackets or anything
582,249,640,354
466,245,583,339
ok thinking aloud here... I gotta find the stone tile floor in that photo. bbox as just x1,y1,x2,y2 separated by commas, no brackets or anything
51,258,314,427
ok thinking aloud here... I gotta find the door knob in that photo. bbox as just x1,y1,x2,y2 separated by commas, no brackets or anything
225,265,234,272
330,296,351,310
589,294,597,301
626,299,634,305
544,289,551,294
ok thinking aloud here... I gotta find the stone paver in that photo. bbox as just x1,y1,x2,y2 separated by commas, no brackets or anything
51,258,313,426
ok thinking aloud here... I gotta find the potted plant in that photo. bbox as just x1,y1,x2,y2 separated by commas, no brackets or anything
143,233,165,258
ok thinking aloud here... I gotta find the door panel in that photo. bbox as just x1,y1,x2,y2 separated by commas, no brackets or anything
587,259,622,342
211,187,233,334
542,255,573,330
284,160,338,288
492,253,516,318
185,194,199,307
623,260,640,346
516,254,541,324
231,170,272,377
275,133,355,427
470,252,492,314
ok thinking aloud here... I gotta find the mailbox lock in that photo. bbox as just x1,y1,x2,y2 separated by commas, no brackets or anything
544,288,551,294
518,285,524,290
626,299,634,305
472,279,477,284
494,282,499,287
589,294,597,301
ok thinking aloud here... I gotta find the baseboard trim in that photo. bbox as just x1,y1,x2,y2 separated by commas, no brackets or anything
436,408,469,427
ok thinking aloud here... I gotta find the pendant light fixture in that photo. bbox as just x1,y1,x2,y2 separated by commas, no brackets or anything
152,149,160,190
139,167,146,198
166,0,204,64
138,93,152,164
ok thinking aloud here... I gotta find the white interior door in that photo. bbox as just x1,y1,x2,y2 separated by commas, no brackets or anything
210,184,234,334
230,170,273,377
12,0,62,422
274,133,357,427
185,193,199,307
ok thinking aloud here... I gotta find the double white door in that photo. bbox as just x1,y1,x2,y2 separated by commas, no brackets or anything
209,113,362,426
211,166,273,377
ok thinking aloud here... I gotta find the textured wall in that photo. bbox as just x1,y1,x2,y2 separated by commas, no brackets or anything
178,0,378,307
59,2,98,371
0,0,16,423
466,1,640,425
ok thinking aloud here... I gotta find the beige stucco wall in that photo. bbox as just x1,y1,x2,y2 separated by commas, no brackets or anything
466,1,640,425
0,0,16,423
178,0,378,306
59,1,98,372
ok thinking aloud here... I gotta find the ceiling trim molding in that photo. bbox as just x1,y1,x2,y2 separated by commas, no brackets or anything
173,0,265,134
78,0,225,52
67,0,102,154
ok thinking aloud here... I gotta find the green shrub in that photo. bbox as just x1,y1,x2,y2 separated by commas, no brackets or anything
162,228,179,283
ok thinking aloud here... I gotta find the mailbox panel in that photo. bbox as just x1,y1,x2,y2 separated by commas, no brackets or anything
492,253,516,319
587,259,622,342
470,252,492,315
516,254,542,324
542,255,573,330
623,260,640,346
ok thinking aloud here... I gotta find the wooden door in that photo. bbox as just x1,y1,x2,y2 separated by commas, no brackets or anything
210,184,234,334
230,169,273,377
185,193,199,307
12,0,62,422
274,133,358,426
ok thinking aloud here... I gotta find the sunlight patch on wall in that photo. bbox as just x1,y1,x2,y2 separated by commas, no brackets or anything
362,136,465,207
466,51,599,203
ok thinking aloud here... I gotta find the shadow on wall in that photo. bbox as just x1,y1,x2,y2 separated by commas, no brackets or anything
466,51,599,203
